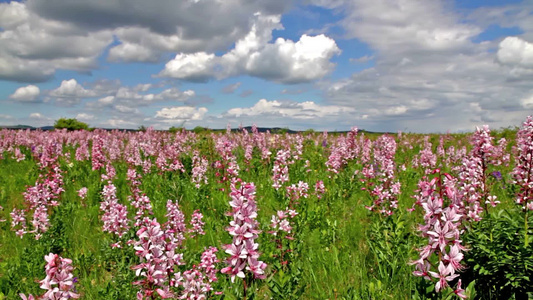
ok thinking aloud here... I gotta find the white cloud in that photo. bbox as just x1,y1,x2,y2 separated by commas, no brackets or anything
160,13,341,83
497,36,533,68
155,106,208,121
339,0,480,55
226,99,354,119
0,2,113,82
115,105,140,114
29,112,46,119
1,0,293,82
305,0,533,132
0,114,15,124
159,52,216,82
242,34,341,83
98,96,115,105
9,85,40,102
521,93,533,109
106,118,137,128
76,113,95,121
108,42,158,63
50,79,96,98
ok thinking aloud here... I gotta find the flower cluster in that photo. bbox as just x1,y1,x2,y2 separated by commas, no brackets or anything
326,127,359,174
285,181,309,206
11,166,65,239
20,253,79,300
513,116,533,211
133,218,183,299
189,210,205,238
362,135,401,216
272,149,291,189
126,168,154,227
269,208,298,237
77,187,88,200
191,151,209,188
458,125,508,222
221,180,267,282
100,183,130,241
314,180,325,199
411,170,466,297
177,247,220,299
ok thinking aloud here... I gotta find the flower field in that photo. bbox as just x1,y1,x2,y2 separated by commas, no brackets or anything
0,118,532,299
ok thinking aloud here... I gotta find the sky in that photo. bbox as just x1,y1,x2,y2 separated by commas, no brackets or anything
0,0,532,133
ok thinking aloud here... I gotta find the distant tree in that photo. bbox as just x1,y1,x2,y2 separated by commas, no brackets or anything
273,127,289,134
193,126,207,134
303,128,315,135
169,126,184,133
138,125,147,132
53,118,89,131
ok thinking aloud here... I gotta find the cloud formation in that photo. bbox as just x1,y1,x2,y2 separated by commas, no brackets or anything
9,85,40,102
310,0,533,132
497,36,533,68
159,13,341,83
155,106,208,122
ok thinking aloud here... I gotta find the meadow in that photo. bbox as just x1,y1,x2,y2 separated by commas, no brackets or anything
0,118,531,299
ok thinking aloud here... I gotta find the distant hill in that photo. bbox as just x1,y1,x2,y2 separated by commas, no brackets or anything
0,125,55,131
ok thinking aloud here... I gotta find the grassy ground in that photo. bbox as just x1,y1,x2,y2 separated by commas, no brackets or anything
0,129,530,299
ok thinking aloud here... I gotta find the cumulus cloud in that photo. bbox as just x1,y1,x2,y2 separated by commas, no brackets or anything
160,13,341,83
24,0,292,64
242,34,341,83
497,36,533,68
0,2,112,82
29,112,46,119
0,0,294,82
48,79,97,106
108,42,158,63
50,79,96,98
338,0,480,55
9,85,40,102
307,0,533,132
155,106,208,122
159,52,217,82
76,113,95,121
226,99,354,119
0,114,15,126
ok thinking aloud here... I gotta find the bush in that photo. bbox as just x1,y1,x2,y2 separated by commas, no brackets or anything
53,118,89,131
463,208,533,299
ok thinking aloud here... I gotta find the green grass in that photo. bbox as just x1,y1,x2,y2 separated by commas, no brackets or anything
0,129,529,299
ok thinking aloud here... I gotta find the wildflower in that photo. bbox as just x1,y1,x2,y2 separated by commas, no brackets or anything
221,180,267,282
429,261,459,292
77,187,88,199
40,253,80,299
454,279,468,299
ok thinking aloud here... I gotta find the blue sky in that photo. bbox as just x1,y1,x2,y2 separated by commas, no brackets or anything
0,0,532,132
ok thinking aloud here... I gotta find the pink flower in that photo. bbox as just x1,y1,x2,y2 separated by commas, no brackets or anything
443,244,464,272
38,253,80,299
454,279,468,299
221,180,267,282
77,187,88,199
189,210,205,237
429,261,459,292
